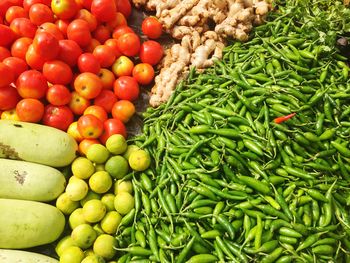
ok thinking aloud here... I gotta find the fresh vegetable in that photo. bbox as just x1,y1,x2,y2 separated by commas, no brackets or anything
0,249,59,263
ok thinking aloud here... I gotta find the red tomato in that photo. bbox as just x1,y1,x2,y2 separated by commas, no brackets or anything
25,44,48,70
0,85,21,110
11,37,32,60
16,70,48,99
93,89,116,113
43,60,73,85
75,9,97,32
10,18,36,38
74,72,103,99
2,57,28,78
141,17,162,39
0,25,16,47
51,0,78,20
105,12,127,32
0,62,15,88
83,105,107,122
77,52,100,74
57,39,82,67
0,47,11,61
83,38,100,53
92,25,110,44
29,3,53,25
55,19,69,37
0,0,17,17
115,0,131,19
78,138,99,155
67,121,84,142
46,84,72,105
98,68,115,89
112,25,134,40
91,0,116,23
139,40,163,66
111,100,135,123
16,98,44,123
67,19,92,48
32,31,60,60
5,6,28,24
132,63,154,85
42,104,74,131
114,76,139,101
99,118,127,143
104,38,122,58
23,0,50,12
93,45,115,68
37,22,64,40
112,55,133,77
117,32,140,57
77,114,104,139
68,91,90,115
78,0,92,9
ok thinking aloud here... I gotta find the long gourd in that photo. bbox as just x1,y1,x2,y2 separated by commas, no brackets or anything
0,120,78,167
0,249,58,263
0,159,66,201
0,199,65,249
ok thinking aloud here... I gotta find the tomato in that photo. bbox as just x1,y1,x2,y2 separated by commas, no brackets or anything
55,19,69,37
114,76,139,101
0,85,21,110
115,0,131,19
132,63,154,85
43,60,73,85
112,25,134,40
93,89,116,113
77,52,100,74
23,0,50,12
117,33,140,57
91,0,116,23
92,45,115,68
0,25,16,47
78,138,99,155
10,18,36,38
112,55,133,77
97,68,115,89
0,62,15,88
46,84,72,105
57,39,82,67
104,38,122,58
0,0,17,17
141,17,162,39
139,40,164,66
67,19,92,48
37,22,64,40
5,6,28,24
74,72,103,99
11,37,32,60
68,91,90,115
16,70,48,99
77,114,104,139
32,31,60,60
75,9,97,32
99,118,127,143
29,3,54,25
92,25,110,44
2,56,28,78
42,104,74,131
16,98,45,123
67,121,84,142
51,0,78,20
83,38,100,53
83,105,107,122
25,44,48,70
111,100,135,123
105,12,127,32
77,0,92,9
1,109,20,121
0,47,11,61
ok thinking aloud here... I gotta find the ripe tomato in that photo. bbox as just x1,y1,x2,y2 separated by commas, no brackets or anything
132,63,155,85
16,70,48,99
104,38,122,58
37,22,64,40
42,104,74,131
91,0,116,23
142,17,162,39
117,32,140,57
2,57,28,78
10,18,36,38
93,89,117,113
57,39,82,67
25,44,48,70
99,118,127,143
0,47,11,61
77,114,104,139
11,37,32,60
67,121,84,142
0,62,15,88
112,55,134,77
77,52,101,74
75,9,97,32
43,60,73,85
51,0,78,20
0,85,21,111
78,138,99,155
32,31,60,60
23,0,50,12
69,91,91,115
98,68,115,89
115,0,131,19
114,76,139,101
92,25,110,44
83,105,107,122
105,12,127,32
16,98,45,123
93,45,115,68
112,25,134,40
77,0,92,9
111,100,135,123
74,72,103,99
29,3,54,25
0,25,16,47
46,84,72,105
55,19,69,37
1,109,20,121
5,6,28,24
0,0,17,17
67,19,92,48
139,40,164,66
83,38,100,53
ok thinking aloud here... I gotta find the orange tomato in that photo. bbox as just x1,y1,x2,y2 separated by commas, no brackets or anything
78,138,100,155
111,100,135,123
132,63,155,85
112,55,134,77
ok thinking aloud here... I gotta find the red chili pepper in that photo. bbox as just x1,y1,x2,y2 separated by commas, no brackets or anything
274,113,296,124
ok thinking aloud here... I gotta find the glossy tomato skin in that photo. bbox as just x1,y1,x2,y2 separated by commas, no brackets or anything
42,104,74,131
74,72,103,99
67,19,92,48
43,60,73,85
93,89,116,113
106,12,127,32
112,25,133,40
92,25,110,44
93,45,115,68
77,52,100,74
51,0,78,20
104,38,122,58
25,44,48,70
0,47,11,61
83,105,107,122
67,121,84,142
16,98,45,123
139,40,164,66
55,19,69,37
46,84,72,105
77,114,104,139
99,118,126,143
5,6,28,24
117,32,140,57
112,55,133,77
10,18,36,38
0,25,17,47
57,39,82,66
0,62,15,88
98,68,115,89
11,37,32,60
0,85,21,111
2,56,28,78
91,0,116,23
111,100,135,123
32,31,60,60
132,62,154,85
16,70,48,99
37,22,64,40
29,3,54,25
68,91,90,115
78,138,99,155
115,0,131,19
23,0,50,12
142,17,162,39
114,76,139,101
75,9,97,32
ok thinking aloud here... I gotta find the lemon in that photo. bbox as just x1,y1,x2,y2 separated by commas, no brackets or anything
123,144,140,161
101,193,116,212
89,171,113,194
59,246,84,263
93,223,105,236
100,211,122,235
87,144,110,164
84,249,95,257
71,223,97,249
105,156,129,179
80,191,101,207
81,254,106,263
95,163,105,171
105,134,128,155
93,234,117,260
128,150,151,172
71,157,95,179
66,178,89,201
55,235,75,257
114,192,134,215
83,199,106,223
56,192,80,215
114,180,133,195
69,208,87,229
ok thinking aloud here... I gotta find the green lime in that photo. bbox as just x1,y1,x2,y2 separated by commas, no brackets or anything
80,191,101,207
105,134,128,155
59,246,84,263
55,236,75,257
69,208,87,229
89,171,113,194
105,156,129,179
87,144,110,164
81,254,106,263
83,199,106,223
101,193,116,212
128,150,151,171
95,164,105,171
123,145,140,161
114,180,133,195
114,192,134,215
93,223,105,236
66,178,89,201
71,223,97,249
100,211,122,235
93,234,117,260
71,157,95,179
56,192,80,215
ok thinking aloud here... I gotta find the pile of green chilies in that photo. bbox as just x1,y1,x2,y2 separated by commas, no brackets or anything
113,3,350,263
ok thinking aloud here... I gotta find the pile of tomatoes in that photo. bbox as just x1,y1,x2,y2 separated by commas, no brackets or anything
0,0,164,153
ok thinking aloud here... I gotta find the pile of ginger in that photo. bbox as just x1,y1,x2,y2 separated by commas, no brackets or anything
133,0,272,107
